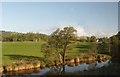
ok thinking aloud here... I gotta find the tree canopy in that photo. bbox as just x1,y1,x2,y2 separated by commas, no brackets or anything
42,26,77,65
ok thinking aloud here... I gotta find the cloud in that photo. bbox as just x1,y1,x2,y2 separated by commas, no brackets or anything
94,32,117,38
73,26,90,36
42,24,89,36
37,24,116,38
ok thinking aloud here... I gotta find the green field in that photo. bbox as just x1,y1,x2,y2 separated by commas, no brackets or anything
2,41,98,65
2,42,45,65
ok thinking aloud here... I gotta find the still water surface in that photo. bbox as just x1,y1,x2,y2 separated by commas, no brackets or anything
32,60,109,75
3,60,110,76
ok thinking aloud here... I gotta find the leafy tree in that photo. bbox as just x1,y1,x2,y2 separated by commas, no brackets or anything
98,37,109,43
11,32,18,41
110,32,120,63
17,33,25,41
90,36,96,42
2,31,13,41
42,26,77,65
87,36,90,42
25,32,35,41
98,42,110,54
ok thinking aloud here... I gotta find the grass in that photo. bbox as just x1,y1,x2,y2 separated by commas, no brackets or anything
2,42,45,65
2,41,99,66
66,42,99,56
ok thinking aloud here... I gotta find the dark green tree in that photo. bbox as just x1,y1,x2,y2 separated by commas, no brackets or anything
110,32,120,63
42,26,77,65
98,37,109,43
90,36,96,42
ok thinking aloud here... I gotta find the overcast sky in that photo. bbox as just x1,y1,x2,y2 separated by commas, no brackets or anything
1,2,118,37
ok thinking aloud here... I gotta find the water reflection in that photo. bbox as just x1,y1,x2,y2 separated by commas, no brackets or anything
5,68,40,76
46,60,110,75
96,60,109,68
31,68,50,75
65,63,89,73
4,60,110,76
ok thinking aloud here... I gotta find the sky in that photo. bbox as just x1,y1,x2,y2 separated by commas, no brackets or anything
1,2,118,37
1,0,120,2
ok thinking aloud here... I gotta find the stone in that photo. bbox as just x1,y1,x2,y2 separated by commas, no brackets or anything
34,63,40,68
0,66,3,73
69,58,75,63
5,65,13,71
74,57,80,63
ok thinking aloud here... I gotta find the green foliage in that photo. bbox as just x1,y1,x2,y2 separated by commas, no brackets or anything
90,36,96,42
1,31,13,41
98,37,109,43
98,42,110,54
110,31,120,63
98,37,111,55
1,31,49,42
89,43,98,53
42,26,77,64
41,43,59,64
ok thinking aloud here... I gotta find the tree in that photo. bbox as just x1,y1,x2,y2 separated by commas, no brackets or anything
42,26,77,65
98,37,109,43
11,32,18,41
90,36,96,42
98,42,110,54
86,36,90,42
25,32,35,41
110,31,120,63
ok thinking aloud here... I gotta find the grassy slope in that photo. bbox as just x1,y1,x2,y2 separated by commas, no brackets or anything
2,42,45,65
2,41,98,65
66,42,98,56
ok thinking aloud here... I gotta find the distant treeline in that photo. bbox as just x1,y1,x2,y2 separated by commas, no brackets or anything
0,30,119,44
0,30,108,43
0,31,49,42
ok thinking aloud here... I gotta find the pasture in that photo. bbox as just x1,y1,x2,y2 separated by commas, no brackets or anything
2,41,98,65
2,42,44,65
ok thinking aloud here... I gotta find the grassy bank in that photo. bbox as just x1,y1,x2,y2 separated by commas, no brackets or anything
2,42,45,65
2,41,99,66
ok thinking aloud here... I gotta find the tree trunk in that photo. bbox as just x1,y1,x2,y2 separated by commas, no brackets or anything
59,53,62,63
62,42,67,65
61,64,65,75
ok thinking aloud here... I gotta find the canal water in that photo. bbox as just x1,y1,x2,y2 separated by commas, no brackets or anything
2,60,110,76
